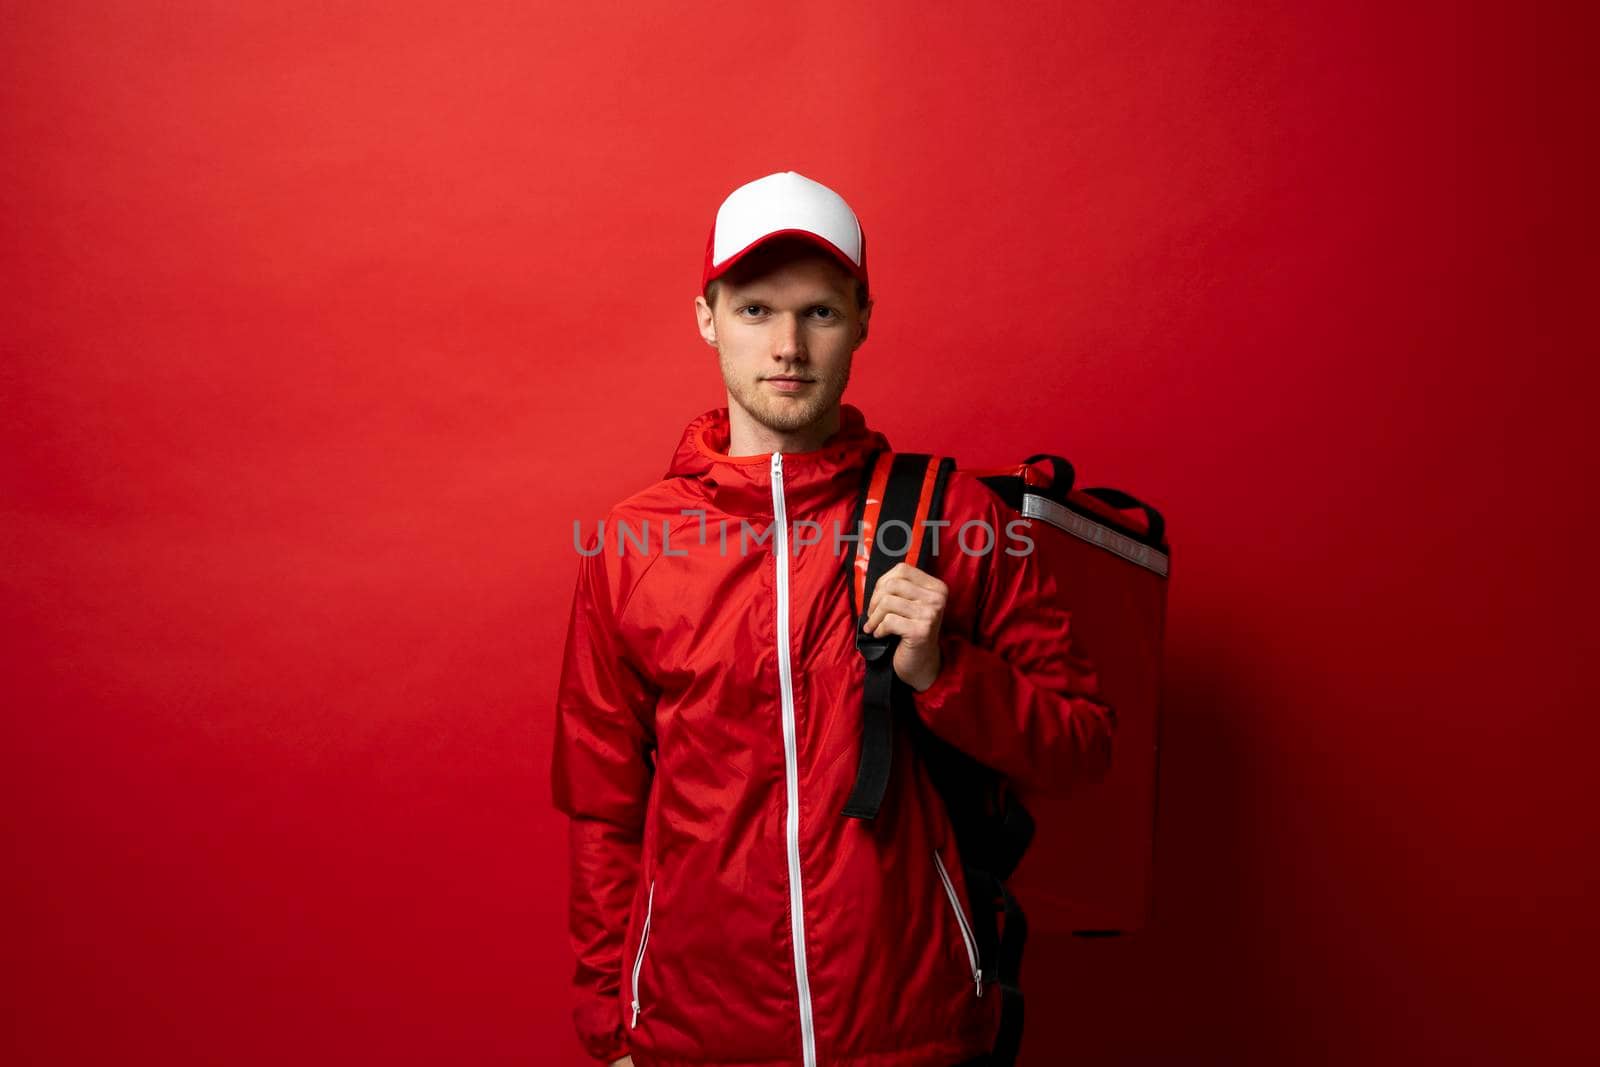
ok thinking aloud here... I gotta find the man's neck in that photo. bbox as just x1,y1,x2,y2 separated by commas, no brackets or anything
726,400,841,457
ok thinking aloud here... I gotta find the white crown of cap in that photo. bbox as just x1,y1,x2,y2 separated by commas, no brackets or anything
711,171,862,269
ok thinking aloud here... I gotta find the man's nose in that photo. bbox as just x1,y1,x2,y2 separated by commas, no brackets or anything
771,312,806,359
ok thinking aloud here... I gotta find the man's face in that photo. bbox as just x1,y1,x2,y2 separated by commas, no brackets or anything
695,250,871,436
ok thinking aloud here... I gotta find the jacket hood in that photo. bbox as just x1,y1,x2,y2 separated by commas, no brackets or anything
663,403,892,518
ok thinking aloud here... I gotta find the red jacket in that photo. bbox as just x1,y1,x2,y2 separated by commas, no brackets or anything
551,404,1114,1067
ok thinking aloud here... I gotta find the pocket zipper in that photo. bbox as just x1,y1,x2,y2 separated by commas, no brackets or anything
932,850,983,997
630,879,655,1027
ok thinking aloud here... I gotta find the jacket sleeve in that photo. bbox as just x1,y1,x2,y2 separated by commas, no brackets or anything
911,483,1116,796
550,532,658,1064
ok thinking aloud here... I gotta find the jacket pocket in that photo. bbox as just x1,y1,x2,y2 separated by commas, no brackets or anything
932,850,983,998
630,878,655,1027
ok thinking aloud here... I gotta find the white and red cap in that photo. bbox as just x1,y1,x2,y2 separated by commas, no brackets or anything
701,171,869,299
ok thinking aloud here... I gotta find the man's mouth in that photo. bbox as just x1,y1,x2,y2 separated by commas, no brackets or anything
764,377,813,392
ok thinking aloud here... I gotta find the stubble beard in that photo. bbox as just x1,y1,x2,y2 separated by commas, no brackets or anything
720,349,853,434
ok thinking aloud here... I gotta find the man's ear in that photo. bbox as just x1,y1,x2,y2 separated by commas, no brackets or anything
855,297,873,348
695,294,718,347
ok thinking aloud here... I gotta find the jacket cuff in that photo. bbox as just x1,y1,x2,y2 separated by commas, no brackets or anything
573,1001,629,1063
586,1031,629,1065
912,633,976,718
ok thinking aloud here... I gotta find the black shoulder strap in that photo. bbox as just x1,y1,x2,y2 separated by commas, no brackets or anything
841,452,1030,1066
841,452,955,821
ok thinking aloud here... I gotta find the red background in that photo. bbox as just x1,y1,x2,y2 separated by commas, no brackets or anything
3,2,1590,1064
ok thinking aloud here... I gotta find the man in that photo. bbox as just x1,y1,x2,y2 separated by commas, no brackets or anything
551,171,1114,1067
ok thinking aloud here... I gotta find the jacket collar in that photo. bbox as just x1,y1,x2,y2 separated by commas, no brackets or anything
664,403,892,518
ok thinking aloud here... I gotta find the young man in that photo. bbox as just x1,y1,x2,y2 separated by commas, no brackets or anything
551,171,1115,1067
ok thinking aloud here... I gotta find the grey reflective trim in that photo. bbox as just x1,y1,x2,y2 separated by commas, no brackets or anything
1020,493,1170,577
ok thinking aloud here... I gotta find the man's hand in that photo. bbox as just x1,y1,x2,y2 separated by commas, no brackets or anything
863,561,948,692
607,1057,633,1067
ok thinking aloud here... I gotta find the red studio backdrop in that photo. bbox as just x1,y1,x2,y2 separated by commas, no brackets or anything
2,2,1590,1065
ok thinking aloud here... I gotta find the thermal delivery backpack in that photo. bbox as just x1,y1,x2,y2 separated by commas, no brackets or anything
840,450,1170,1067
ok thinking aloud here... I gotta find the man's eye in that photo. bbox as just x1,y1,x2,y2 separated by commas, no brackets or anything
811,307,837,320
739,305,764,317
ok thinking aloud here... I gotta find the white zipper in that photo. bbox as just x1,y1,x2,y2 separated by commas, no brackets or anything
933,850,984,997
771,451,818,1067
630,878,655,1027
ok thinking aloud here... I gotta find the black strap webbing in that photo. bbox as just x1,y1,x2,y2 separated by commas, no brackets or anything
839,450,1029,1065
842,453,948,821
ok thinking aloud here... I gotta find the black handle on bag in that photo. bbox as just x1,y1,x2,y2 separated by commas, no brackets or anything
1082,486,1166,549
1022,453,1075,502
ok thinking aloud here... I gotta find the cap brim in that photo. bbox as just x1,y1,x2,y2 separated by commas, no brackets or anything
703,229,868,292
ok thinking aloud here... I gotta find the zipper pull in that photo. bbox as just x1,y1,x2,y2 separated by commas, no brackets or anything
771,451,782,477
632,998,641,1026
976,969,984,997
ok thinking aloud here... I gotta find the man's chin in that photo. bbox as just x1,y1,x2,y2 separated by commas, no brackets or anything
750,397,830,433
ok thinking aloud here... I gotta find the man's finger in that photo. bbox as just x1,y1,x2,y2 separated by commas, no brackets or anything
867,594,938,632
879,562,947,595
864,584,936,627
872,574,946,606
862,595,931,637
870,610,935,642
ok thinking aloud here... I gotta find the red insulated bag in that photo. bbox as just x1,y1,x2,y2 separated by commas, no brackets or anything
839,450,1171,1066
